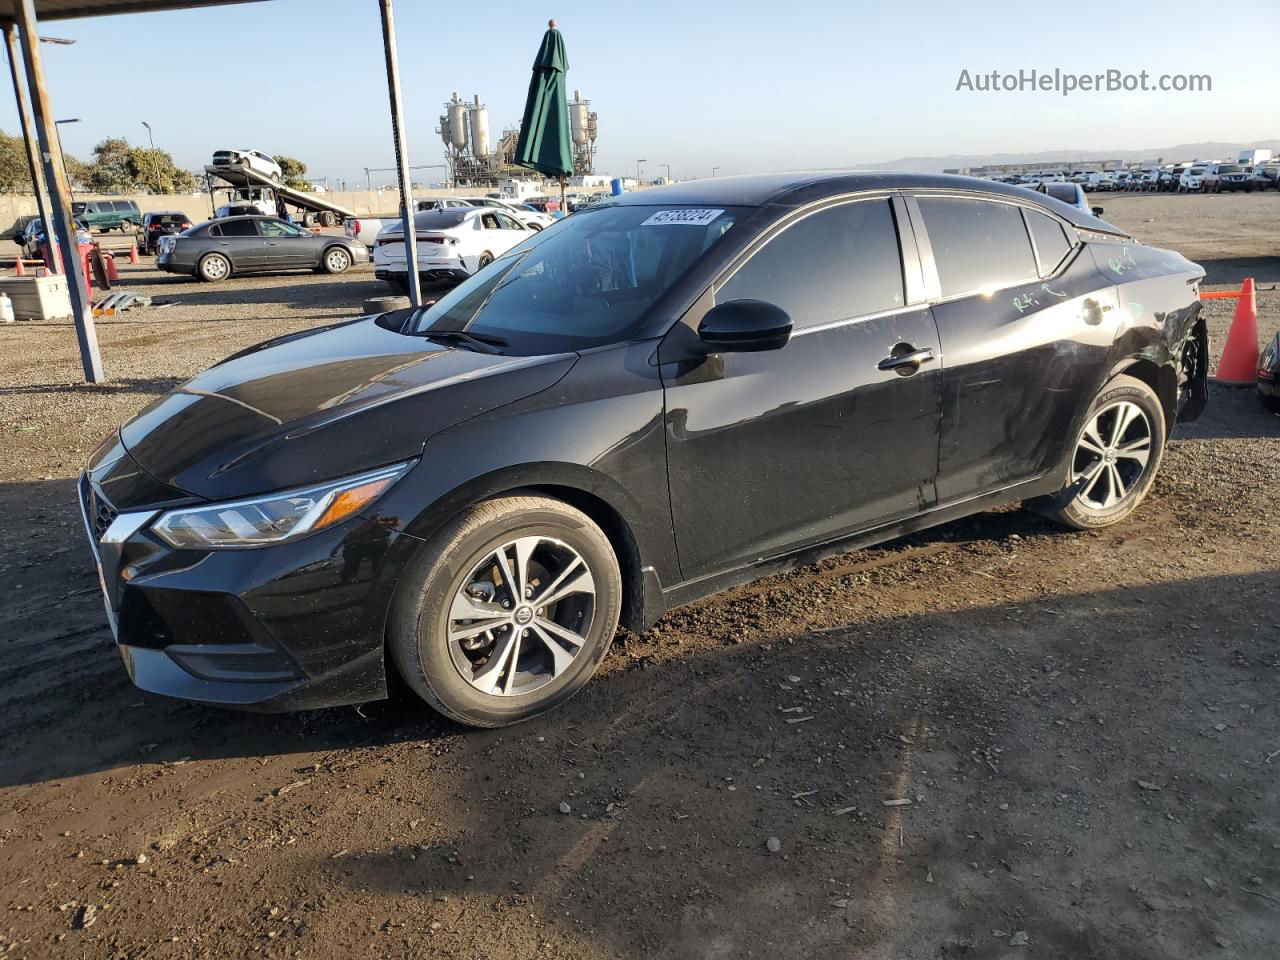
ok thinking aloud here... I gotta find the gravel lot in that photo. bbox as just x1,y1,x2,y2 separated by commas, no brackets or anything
0,193,1277,959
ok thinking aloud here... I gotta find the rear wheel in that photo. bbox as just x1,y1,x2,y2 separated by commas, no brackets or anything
197,252,231,282
1037,375,1165,529
389,495,622,728
318,211,338,228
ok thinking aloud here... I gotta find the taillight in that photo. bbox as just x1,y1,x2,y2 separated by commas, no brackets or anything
352,221,361,236
416,235,447,244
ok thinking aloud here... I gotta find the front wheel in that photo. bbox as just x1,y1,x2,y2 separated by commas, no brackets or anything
1036,374,1166,529
389,495,622,728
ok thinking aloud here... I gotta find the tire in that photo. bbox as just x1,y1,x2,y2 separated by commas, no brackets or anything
321,245,352,274
1036,374,1166,530
197,252,231,282
318,211,338,228
120,220,135,234
388,495,622,728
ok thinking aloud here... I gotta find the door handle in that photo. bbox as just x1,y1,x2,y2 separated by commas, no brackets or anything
878,344,935,374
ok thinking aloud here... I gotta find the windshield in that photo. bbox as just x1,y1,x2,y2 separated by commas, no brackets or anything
1217,164,1241,173
409,204,744,353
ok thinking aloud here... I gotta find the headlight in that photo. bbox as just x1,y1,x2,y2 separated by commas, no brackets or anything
151,462,411,549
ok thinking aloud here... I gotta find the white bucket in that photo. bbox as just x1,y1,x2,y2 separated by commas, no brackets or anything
0,292,13,324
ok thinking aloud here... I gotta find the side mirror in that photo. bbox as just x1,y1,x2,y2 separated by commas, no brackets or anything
1091,206,1105,217
697,299,792,353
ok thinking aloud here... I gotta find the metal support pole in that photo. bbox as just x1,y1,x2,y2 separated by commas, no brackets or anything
377,0,421,307
3,23,51,264
12,0,102,382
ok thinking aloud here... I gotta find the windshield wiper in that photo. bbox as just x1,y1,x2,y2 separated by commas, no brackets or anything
419,329,508,353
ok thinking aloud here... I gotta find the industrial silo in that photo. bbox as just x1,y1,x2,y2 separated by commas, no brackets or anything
570,90,590,146
446,93,468,151
469,95,490,159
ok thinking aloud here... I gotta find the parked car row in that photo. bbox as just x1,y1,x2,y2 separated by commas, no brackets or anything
992,158,1280,194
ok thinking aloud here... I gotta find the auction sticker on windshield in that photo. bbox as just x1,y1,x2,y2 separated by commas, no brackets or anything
641,209,725,226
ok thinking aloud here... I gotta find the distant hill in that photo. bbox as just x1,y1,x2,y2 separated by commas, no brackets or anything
857,140,1280,172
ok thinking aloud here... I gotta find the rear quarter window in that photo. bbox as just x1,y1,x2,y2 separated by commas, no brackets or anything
918,197,1038,298
1025,210,1074,275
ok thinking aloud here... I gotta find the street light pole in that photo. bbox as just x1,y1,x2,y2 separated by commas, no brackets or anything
377,0,422,307
54,117,78,200
660,162,670,182
712,166,720,178
141,120,154,149
636,158,645,182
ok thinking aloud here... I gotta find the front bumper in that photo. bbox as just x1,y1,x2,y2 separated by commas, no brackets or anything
77,467,413,711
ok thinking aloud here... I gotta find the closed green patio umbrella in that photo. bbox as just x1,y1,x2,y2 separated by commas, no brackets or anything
514,19,574,211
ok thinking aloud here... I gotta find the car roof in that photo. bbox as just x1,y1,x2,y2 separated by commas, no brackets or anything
602,171,1123,235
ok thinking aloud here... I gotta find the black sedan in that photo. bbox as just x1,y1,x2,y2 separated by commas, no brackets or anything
155,215,367,281
81,172,1208,726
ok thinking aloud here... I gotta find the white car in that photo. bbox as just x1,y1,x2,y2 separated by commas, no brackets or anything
456,196,555,231
373,207,531,288
211,149,283,181
1178,167,1206,192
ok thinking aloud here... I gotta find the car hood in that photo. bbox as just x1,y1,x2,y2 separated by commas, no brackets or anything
120,316,576,501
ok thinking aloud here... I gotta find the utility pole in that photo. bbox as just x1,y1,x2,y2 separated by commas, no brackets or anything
3,23,52,263
377,0,421,307
636,158,645,182
13,0,101,382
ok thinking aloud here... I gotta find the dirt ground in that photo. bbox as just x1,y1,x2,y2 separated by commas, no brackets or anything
0,193,1277,960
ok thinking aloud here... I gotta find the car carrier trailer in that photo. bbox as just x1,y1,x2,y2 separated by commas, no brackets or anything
203,162,356,227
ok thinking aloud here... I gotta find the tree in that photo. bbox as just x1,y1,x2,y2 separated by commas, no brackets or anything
0,130,28,194
87,137,133,192
127,146,197,194
0,128,89,193
273,155,313,191
62,154,91,189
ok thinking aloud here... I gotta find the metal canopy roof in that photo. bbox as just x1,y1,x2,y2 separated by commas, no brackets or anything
0,0,267,23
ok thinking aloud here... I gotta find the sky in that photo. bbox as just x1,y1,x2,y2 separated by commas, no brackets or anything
1,0,1275,187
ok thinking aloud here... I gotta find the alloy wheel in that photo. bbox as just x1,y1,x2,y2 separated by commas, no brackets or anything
1071,400,1153,509
326,248,350,272
447,536,596,697
201,255,228,280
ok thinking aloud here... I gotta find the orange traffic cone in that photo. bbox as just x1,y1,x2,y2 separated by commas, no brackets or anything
129,240,140,264
1216,277,1259,386
14,257,24,276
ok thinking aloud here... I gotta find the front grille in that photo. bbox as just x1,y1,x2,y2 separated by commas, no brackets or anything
83,480,118,540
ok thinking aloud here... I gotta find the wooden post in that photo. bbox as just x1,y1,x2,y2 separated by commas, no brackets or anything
2,23,52,262
12,0,102,382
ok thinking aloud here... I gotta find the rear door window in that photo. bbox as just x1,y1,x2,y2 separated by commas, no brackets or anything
1025,210,1073,275
917,197,1038,298
218,219,259,237
717,199,905,330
